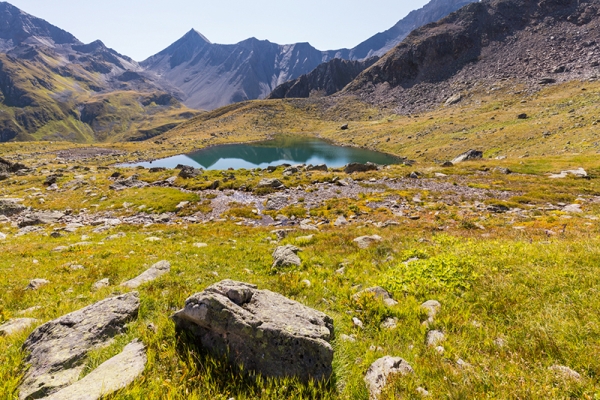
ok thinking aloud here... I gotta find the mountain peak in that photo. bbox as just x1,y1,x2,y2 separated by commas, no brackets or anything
183,28,211,44
0,1,79,47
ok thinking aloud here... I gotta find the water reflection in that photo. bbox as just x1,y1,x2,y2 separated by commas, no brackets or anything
121,136,400,170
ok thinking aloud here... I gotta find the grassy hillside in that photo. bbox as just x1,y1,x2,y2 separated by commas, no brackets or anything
154,80,600,163
0,51,200,143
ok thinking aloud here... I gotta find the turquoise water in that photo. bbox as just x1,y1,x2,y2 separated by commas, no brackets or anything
121,136,401,170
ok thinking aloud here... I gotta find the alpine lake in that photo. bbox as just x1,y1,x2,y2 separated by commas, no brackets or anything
120,135,401,170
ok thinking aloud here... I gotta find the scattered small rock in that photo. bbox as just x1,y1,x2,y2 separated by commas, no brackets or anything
421,300,441,324
549,168,588,179
272,245,302,268
334,215,348,226
381,317,398,329
92,278,110,291
257,178,285,189
353,235,383,249
364,356,414,400
121,260,171,289
178,165,202,178
0,318,38,336
548,365,581,381
26,279,49,291
426,330,446,347
445,93,462,106
353,286,398,306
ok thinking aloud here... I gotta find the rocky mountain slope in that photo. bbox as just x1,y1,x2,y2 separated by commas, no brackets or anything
267,57,380,100
143,0,476,110
348,0,478,60
343,0,600,114
0,2,196,142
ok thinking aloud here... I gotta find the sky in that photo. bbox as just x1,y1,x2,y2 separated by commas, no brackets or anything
7,0,430,61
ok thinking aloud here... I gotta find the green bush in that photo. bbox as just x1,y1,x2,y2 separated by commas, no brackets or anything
382,254,476,297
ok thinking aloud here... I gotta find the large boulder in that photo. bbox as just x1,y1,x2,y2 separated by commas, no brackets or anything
364,356,414,400
43,340,147,400
344,162,378,174
19,292,140,399
121,260,171,289
172,280,334,382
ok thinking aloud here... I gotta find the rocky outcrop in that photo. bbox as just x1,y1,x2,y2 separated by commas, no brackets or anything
172,280,334,382
43,340,147,400
19,292,140,399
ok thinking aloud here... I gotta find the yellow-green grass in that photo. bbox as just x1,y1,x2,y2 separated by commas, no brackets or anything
1,214,600,398
1,159,600,398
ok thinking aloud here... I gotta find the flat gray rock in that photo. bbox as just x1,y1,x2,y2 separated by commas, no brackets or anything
0,318,38,336
272,245,301,268
19,292,140,399
121,260,171,289
44,340,147,400
18,211,65,227
172,280,334,382
364,356,414,400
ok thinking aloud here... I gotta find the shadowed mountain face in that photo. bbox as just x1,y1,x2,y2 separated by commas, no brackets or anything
343,0,600,114
267,57,380,100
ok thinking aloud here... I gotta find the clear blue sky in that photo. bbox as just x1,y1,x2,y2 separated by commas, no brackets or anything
7,0,429,61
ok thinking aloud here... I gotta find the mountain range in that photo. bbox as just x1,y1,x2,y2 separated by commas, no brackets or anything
0,0,478,142
141,0,478,110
